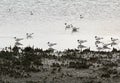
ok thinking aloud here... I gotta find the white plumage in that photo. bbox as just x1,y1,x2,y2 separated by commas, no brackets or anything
14,37,23,42
95,36,103,41
47,42,57,48
111,37,118,42
77,40,87,44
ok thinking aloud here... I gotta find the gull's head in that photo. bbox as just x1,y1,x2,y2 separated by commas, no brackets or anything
14,37,16,39
95,36,97,38
65,23,67,25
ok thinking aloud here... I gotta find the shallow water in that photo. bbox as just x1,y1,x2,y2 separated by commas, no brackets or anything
0,0,120,50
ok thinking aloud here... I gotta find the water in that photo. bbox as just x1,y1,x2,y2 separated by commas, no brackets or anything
0,0,120,50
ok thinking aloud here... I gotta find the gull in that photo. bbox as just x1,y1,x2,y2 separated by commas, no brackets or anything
95,40,103,45
47,42,57,48
65,23,73,30
14,37,23,42
102,43,111,47
111,37,118,42
77,44,86,52
95,36,103,41
80,15,84,19
15,41,23,46
110,41,118,47
77,44,86,49
72,27,79,33
102,43,111,49
77,40,87,44
26,33,34,39
96,45,103,51
77,45,86,51
103,46,111,50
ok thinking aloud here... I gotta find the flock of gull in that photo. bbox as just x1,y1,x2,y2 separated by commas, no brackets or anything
76,36,119,52
63,14,119,51
44,21,119,51
64,21,119,51
1,19,119,52
0,13,119,51
95,36,119,51
14,31,119,51
11,15,84,49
